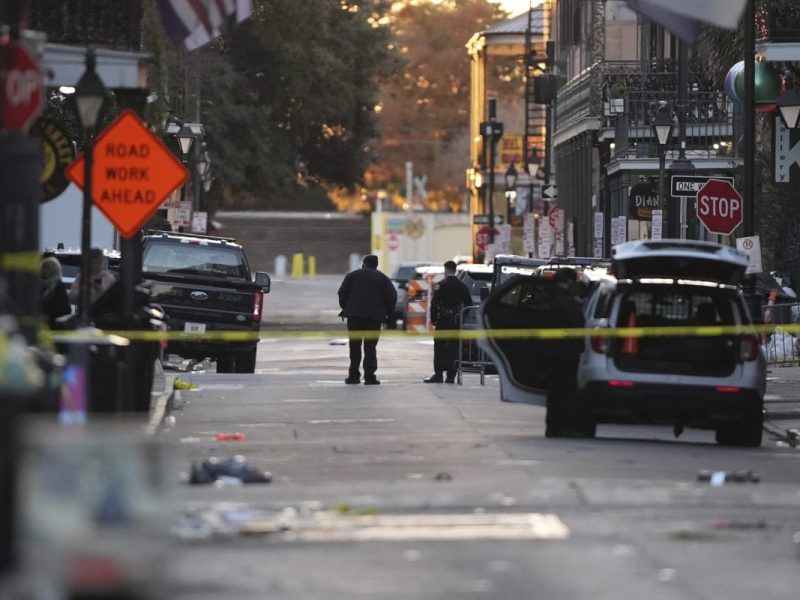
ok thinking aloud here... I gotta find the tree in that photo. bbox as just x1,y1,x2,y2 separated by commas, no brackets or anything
368,0,507,211
157,0,397,211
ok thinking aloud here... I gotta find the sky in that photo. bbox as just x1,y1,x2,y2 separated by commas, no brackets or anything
497,0,542,17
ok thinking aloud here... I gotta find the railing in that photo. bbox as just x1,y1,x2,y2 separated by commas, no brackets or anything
27,0,142,50
608,90,735,161
457,306,492,385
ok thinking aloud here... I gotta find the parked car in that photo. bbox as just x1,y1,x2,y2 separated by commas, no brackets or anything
43,247,121,289
141,231,270,373
479,239,767,447
456,263,493,305
491,254,547,288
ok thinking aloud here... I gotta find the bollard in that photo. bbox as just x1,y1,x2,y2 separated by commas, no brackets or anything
291,253,304,279
274,255,287,278
308,256,316,279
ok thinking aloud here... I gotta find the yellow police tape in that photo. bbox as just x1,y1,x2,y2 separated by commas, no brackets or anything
38,323,800,343
1,251,42,274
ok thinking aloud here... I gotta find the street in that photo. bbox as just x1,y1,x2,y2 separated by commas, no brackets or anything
160,276,800,599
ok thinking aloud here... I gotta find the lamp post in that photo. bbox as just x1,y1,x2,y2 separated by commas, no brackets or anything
651,110,674,224
777,86,800,129
74,48,107,326
481,98,504,243
504,161,518,222
526,148,539,214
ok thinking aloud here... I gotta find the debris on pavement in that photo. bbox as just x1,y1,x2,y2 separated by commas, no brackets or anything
173,377,199,390
434,472,453,481
215,432,247,441
188,455,272,485
696,470,760,485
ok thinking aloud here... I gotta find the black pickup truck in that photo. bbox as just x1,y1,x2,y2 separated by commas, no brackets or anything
141,231,270,373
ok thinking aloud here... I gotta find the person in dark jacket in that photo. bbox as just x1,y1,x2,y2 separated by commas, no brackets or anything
545,267,589,438
338,255,397,385
40,256,72,327
424,261,472,383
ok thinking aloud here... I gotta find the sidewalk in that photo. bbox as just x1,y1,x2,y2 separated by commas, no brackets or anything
764,364,800,421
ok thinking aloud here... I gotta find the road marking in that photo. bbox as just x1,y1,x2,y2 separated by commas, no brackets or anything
306,418,396,425
197,384,245,390
280,398,336,403
254,512,570,542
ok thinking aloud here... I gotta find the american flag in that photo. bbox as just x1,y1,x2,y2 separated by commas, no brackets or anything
157,0,253,51
626,0,747,43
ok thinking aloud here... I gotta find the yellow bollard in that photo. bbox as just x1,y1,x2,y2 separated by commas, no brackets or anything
291,253,304,279
307,256,316,279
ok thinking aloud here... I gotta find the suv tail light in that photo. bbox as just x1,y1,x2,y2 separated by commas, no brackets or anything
591,335,609,354
252,289,264,323
739,334,759,362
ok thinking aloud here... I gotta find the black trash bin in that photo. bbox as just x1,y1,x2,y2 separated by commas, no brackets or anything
53,330,130,415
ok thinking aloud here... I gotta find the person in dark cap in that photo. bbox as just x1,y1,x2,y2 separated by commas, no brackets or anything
545,267,589,437
424,260,472,383
337,254,397,385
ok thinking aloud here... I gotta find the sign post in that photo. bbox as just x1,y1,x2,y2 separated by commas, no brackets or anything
695,178,743,235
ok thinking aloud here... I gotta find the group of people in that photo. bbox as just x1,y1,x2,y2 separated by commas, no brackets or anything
337,255,588,439
337,255,472,386
39,248,116,327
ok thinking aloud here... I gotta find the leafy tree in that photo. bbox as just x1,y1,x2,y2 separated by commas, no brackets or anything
156,0,397,211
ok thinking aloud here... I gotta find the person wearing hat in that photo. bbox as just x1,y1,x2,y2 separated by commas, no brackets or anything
545,267,590,438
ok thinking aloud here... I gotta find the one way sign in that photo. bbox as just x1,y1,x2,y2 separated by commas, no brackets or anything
542,184,557,199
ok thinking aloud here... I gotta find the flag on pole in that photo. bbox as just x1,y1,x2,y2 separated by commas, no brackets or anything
625,0,747,43
157,0,252,51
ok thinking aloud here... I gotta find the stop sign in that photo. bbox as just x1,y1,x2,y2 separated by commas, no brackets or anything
696,179,743,235
2,41,44,132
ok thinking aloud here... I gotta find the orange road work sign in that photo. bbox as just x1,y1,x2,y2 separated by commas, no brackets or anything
66,109,189,238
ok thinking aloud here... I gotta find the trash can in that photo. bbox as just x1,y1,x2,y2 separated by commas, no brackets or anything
53,330,130,417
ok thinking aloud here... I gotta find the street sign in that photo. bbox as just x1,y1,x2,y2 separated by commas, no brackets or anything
473,214,504,225
670,175,734,198
32,117,76,202
542,184,557,199
696,178,743,235
66,109,189,238
2,41,44,132
736,235,763,274
475,225,499,252
547,205,562,228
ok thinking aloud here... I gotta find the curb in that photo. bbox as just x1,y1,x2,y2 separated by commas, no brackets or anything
764,409,800,421
146,360,175,435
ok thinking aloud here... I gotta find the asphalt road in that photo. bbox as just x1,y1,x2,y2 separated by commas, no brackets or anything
159,275,800,600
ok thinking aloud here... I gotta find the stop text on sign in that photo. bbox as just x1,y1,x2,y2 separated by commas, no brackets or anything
65,109,189,238
697,194,740,219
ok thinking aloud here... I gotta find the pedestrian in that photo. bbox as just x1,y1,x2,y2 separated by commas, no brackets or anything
544,267,589,438
68,248,116,305
40,256,71,326
337,254,397,385
424,260,472,384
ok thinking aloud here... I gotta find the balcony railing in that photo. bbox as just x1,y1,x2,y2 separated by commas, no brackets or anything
608,91,736,162
27,0,142,50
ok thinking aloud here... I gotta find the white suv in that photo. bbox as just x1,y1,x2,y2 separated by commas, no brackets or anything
479,239,767,447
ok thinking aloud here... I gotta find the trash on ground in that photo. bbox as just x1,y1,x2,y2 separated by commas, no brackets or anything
697,470,760,484
188,455,272,485
329,339,348,346
215,432,247,441
434,472,453,481
173,377,199,390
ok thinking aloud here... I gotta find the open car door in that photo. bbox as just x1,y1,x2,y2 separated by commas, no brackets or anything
478,274,562,406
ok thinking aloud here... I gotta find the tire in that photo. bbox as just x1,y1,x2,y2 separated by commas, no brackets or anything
234,348,257,374
216,355,235,373
715,400,763,447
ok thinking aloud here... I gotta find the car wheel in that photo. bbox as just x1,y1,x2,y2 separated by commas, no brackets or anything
216,355,235,373
715,400,763,447
234,348,257,374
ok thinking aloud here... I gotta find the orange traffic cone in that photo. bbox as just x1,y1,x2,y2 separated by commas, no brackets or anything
622,311,638,354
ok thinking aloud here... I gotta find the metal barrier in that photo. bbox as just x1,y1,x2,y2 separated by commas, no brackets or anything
456,305,492,385
761,302,800,365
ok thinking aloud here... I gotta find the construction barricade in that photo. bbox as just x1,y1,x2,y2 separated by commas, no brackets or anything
405,280,429,334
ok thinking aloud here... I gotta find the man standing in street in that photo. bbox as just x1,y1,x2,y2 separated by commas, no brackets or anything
545,268,589,437
338,254,397,385
424,260,472,384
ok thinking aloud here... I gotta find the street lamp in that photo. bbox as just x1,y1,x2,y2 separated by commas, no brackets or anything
74,48,106,326
175,124,198,161
481,98,503,243
504,161,518,222
651,110,673,231
777,86,800,129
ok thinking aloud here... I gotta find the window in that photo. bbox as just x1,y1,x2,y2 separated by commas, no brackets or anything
143,242,249,279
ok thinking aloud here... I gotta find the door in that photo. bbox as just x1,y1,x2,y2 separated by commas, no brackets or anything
478,275,562,405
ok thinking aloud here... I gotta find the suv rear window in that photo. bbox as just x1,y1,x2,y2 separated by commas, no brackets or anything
143,241,250,279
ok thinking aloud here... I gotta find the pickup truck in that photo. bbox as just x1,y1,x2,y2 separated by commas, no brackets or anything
141,231,270,373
